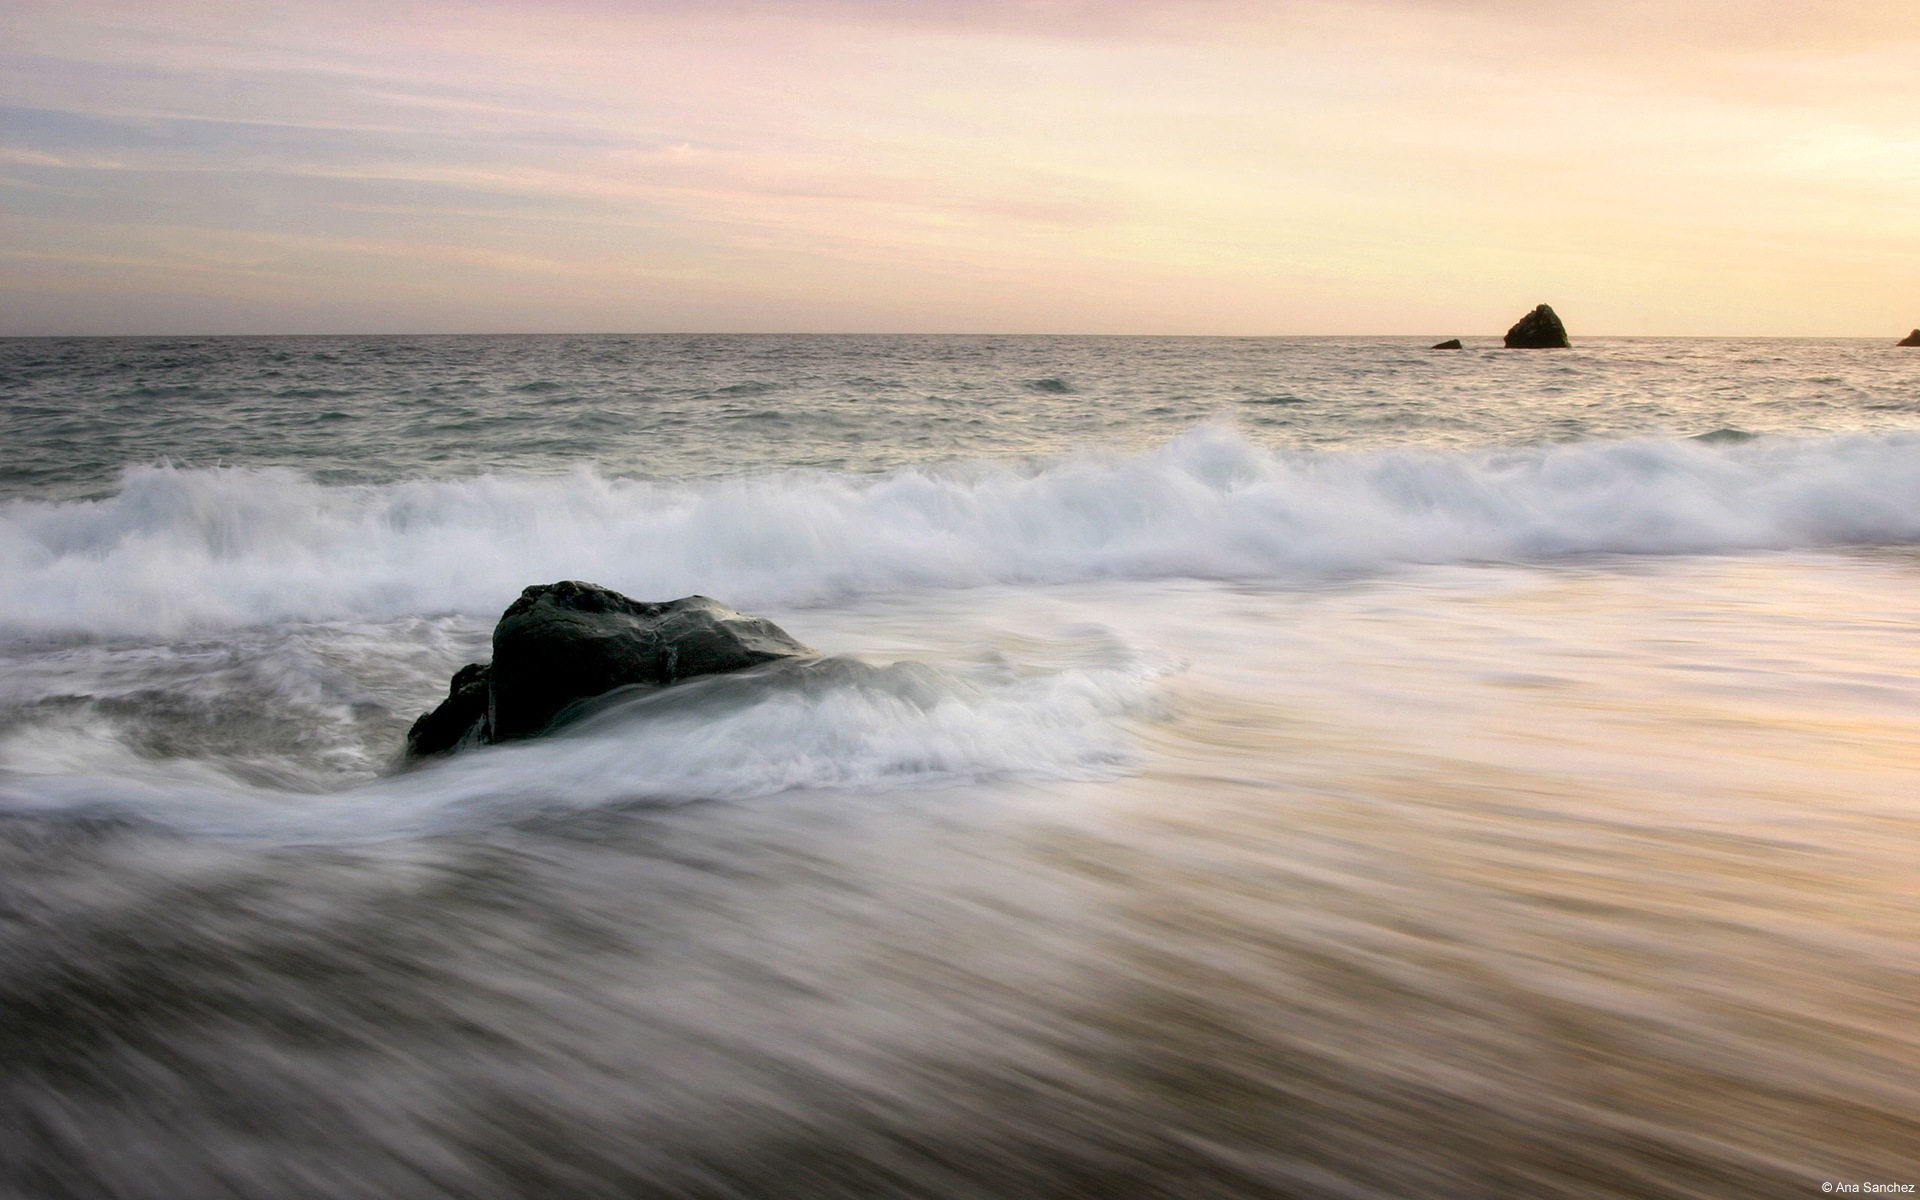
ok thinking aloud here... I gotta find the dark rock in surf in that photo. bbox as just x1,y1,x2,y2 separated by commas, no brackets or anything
404,582,814,762
1431,339,1463,350
488,583,813,742
405,661,493,759
1504,305,1571,349
1899,329,1920,346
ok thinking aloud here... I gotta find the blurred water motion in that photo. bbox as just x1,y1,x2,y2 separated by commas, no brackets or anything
4,555,1916,1198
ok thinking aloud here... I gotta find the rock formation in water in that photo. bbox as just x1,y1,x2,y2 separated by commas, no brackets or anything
405,661,493,760
1503,305,1571,349
1431,339,1463,350
405,582,814,761
1899,329,1920,346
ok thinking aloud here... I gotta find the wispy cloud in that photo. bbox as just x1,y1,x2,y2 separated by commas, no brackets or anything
2,0,1917,333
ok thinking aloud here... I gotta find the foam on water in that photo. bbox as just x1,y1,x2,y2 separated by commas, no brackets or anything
9,338,1920,1197
4,426,1919,640
0,648,1168,840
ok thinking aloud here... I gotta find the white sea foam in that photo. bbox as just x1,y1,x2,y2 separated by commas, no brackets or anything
4,427,1919,639
0,652,1163,840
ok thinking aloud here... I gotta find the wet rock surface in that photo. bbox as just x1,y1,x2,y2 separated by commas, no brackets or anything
405,582,814,761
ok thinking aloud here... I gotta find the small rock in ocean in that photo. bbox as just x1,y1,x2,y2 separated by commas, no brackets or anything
405,582,814,762
1504,305,1571,349
1431,339,1463,350
1898,329,1920,346
405,661,493,760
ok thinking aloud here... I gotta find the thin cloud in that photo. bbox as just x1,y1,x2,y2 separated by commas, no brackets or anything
3,0,1916,333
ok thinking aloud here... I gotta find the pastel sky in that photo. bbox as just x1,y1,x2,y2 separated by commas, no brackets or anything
3,0,1917,335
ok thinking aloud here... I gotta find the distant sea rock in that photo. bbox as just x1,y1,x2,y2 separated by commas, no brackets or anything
1899,329,1920,346
1504,305,1571,349
1431,339,1463,350
405,582,814,761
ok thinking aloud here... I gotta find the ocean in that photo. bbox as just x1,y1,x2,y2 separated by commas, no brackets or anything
2,334,1917,1198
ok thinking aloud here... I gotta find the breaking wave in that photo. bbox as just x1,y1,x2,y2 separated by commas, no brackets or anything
5,426,1920,639
0,650,1166,841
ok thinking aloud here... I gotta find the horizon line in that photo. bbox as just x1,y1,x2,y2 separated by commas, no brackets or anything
3,331,1915,342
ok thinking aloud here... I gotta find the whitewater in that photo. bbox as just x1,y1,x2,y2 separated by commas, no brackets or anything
8,427,1920,637
2,335,1917,1199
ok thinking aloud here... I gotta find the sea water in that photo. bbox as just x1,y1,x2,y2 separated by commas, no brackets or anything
1,336,1917,1198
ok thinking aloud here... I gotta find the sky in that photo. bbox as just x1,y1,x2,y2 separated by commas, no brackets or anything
2,0,1917,336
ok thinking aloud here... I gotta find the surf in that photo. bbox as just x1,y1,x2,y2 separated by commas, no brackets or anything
5,426,1919,640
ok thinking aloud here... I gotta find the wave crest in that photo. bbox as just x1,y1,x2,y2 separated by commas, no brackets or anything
5,427,1919,638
